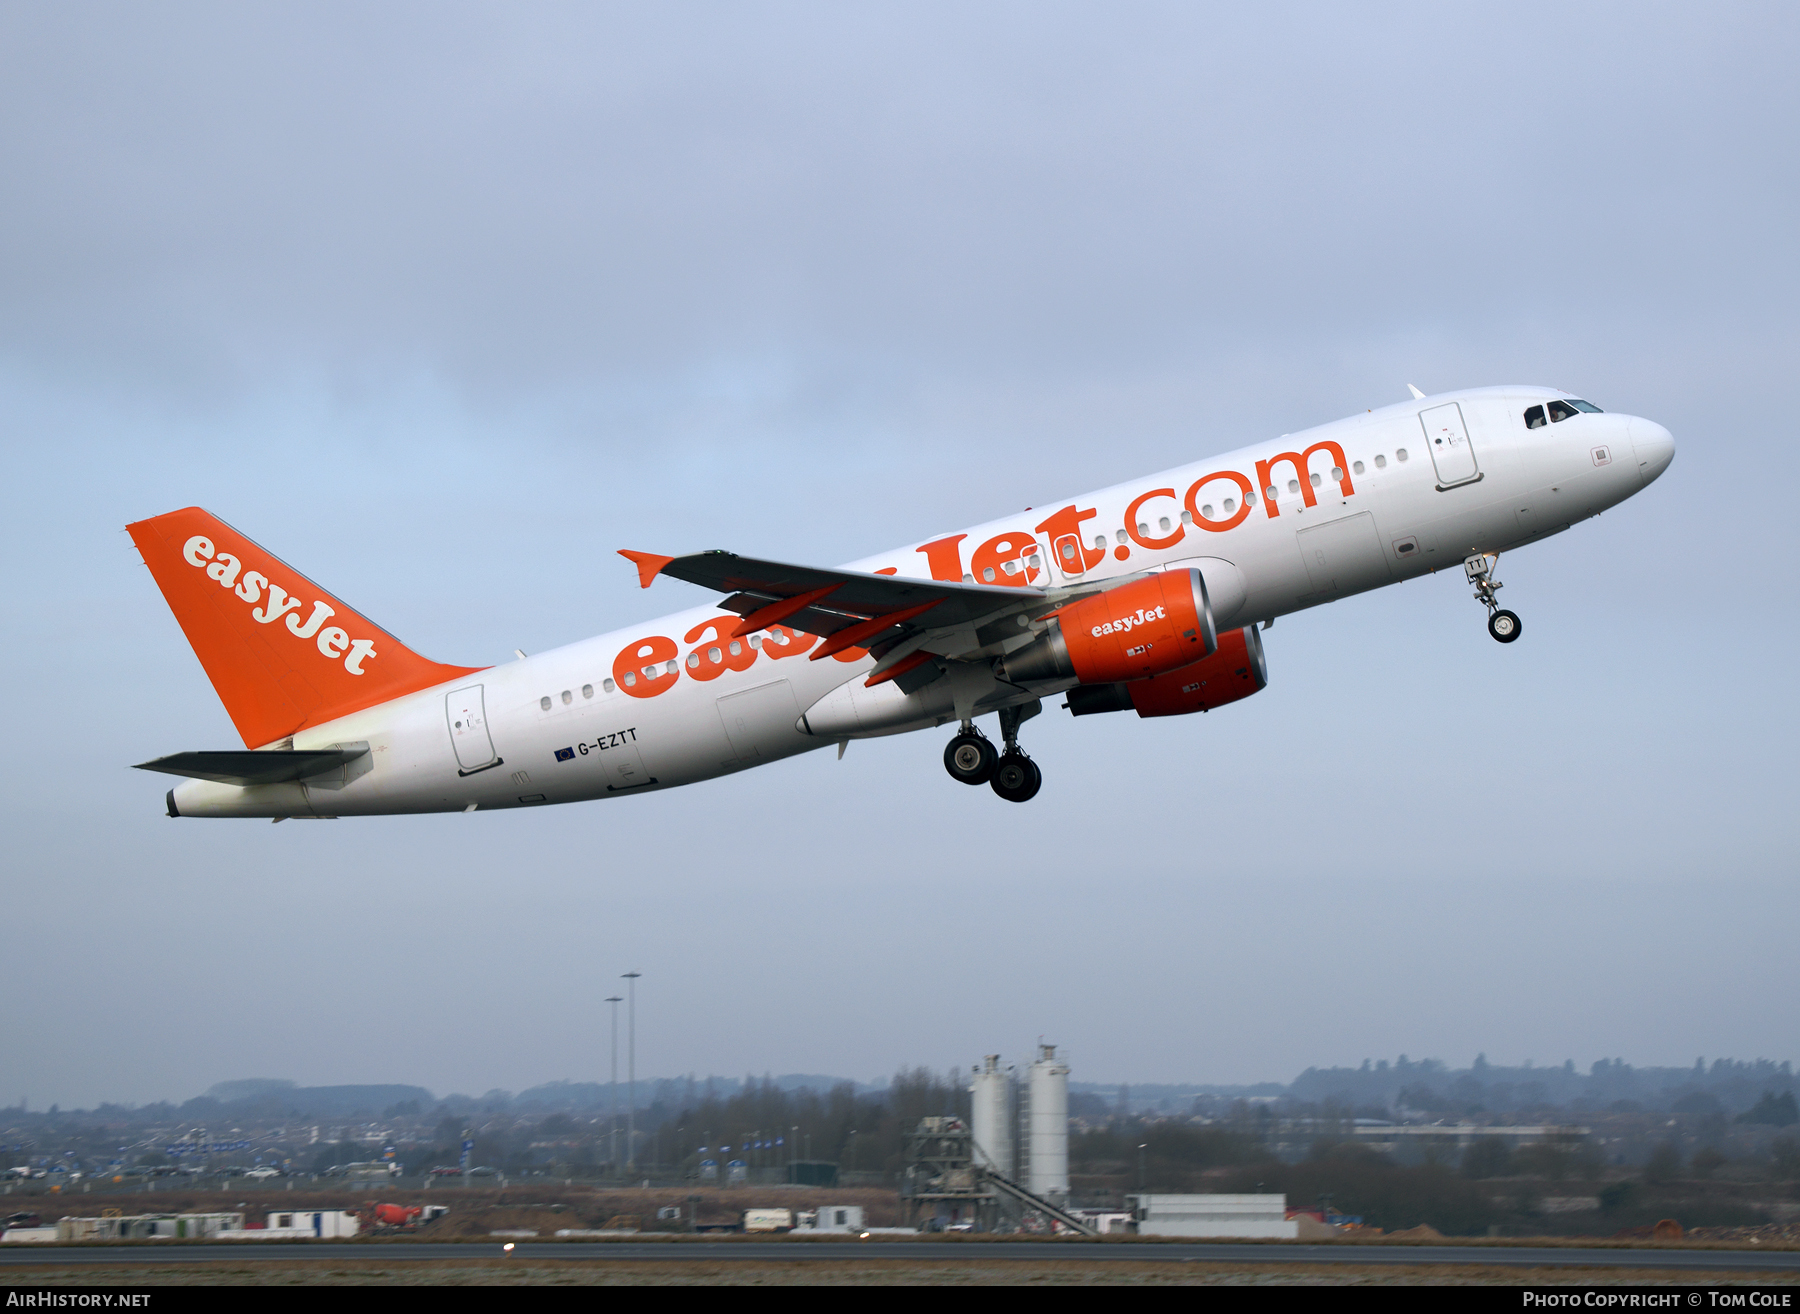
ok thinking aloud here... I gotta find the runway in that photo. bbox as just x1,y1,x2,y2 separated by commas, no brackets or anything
5,1240,1800,1273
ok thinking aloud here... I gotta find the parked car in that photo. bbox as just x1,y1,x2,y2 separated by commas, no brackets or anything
244,1167,281,1180
466,1166,499,1178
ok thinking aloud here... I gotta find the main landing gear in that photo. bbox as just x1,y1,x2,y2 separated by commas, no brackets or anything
1466,553,1522,644
944,702,1043,802
944,728,998,785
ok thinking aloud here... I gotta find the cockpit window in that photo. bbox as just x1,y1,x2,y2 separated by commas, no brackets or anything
1547,400,1578,423
1524,404,1546,429
1567,399,1602,413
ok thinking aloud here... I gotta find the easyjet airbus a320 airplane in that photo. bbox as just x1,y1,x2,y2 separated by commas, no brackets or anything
131,386,1673,817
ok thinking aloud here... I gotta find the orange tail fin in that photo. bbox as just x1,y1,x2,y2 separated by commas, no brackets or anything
128,507,484,748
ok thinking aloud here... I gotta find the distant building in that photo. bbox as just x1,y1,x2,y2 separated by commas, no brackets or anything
798,1206,865,1233
1351,1124,1589,1154
251,1210,361,1238
58,1213,243,1241
1129,1195,1298,1239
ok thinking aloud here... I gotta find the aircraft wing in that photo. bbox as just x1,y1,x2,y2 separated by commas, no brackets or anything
619,548,1057,682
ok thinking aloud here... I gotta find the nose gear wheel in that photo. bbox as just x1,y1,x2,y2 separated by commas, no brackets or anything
1465,553,1522,644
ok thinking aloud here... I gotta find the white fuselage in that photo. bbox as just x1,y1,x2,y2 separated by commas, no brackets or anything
170,386,1674,818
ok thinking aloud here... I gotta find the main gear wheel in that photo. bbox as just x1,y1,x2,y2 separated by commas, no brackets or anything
944,731,998,786
990,752,1042,803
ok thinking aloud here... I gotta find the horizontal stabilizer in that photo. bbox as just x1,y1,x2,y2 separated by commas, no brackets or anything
134,745,370,787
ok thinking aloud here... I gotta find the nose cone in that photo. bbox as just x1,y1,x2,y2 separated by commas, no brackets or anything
1628,416,1676,486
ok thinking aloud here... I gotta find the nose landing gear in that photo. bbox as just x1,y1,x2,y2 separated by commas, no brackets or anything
1466,553,1522,644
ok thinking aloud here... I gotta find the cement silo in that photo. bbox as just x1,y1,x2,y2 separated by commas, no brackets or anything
969,1056,1012,1179
1026,1043,1069,1200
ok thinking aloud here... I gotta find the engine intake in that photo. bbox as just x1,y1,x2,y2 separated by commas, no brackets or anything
999,569,1216,686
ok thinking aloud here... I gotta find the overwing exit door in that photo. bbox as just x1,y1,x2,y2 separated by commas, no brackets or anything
446,685,501,774
1419,402,1481,487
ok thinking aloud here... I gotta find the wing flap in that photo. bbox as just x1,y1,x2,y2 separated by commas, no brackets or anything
628,550,1050,635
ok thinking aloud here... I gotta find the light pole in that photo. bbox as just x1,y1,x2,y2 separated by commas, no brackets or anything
604,995,623,1176
622,971,641,1172
1137,1144,1148,1192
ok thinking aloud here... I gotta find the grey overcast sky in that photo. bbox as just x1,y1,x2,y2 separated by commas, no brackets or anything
3,2,1796,1108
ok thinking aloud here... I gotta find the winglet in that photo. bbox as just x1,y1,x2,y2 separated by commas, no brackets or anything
1407,384,1426,400
618,550,677,590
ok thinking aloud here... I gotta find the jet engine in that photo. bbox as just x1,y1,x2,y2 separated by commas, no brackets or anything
1065,625,1267,718
998,568,1216,685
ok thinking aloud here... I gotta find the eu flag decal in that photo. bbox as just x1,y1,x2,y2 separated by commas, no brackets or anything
554,747,575,762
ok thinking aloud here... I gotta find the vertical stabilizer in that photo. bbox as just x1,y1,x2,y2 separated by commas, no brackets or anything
128,507,483,747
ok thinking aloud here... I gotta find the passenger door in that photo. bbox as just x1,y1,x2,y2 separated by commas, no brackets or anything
445,685,500,773
1419,402,1481,487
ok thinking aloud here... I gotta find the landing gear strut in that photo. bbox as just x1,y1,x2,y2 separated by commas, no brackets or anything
990,701,1042,804
1465,553,1522,644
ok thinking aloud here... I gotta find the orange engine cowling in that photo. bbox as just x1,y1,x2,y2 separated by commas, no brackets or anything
1065,626,1267,718
999,569,1216,685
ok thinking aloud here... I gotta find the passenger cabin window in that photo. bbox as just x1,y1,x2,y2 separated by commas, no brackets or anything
1524,405,1547,429
1547,400,1579,423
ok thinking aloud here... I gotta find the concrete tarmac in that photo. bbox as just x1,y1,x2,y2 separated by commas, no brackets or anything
4,1241,1800,1273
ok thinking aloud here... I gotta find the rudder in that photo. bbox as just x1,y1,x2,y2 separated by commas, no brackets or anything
129,507,484,748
